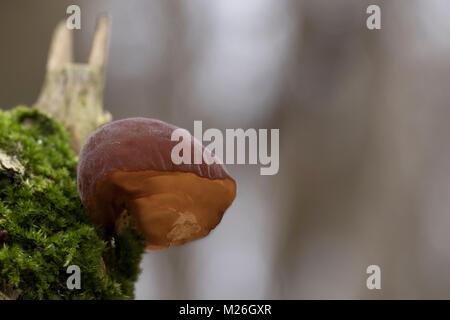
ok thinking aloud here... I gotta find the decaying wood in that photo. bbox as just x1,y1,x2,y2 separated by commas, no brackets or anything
34,14,112,152
0,150,25,175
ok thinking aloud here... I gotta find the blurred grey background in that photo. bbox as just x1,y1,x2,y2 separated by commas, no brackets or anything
1,0,450,299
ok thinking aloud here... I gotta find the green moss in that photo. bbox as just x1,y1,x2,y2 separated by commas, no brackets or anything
0,106,146,299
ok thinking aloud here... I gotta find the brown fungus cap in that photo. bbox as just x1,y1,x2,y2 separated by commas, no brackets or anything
77,118,236,249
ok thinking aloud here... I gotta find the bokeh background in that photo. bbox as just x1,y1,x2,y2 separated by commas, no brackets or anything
1,0,450,299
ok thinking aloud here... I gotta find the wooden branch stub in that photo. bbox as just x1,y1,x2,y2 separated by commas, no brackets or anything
34,14,112,153
89,13,110,70
46,21,73,72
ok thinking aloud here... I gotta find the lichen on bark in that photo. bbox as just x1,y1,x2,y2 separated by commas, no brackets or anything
0,106,145,299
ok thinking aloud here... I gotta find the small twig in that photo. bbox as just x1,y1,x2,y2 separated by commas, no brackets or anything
1,281,21,300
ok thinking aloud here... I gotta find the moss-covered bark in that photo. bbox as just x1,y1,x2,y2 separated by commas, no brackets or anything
0,106,145,299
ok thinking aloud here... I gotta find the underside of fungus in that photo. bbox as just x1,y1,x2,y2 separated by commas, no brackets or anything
94,170,235,249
